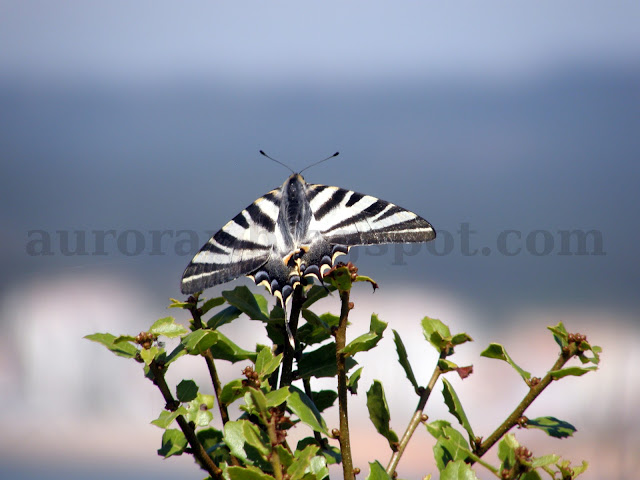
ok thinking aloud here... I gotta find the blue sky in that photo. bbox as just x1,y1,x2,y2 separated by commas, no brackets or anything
2,1,639,83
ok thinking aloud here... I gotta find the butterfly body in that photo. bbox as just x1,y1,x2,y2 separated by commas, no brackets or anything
181,173,435,303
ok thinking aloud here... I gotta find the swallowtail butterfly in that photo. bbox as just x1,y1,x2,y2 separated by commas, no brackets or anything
181,157,436,305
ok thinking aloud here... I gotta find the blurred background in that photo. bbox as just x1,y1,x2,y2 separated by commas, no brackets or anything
1,1,639,479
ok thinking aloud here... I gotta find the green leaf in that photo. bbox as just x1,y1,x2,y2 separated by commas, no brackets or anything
298,343,358,378
451,332,473,346
438,358,459,372
196,427,228,463
307,453,330,480
323,265,353,292
365,460,392,480
139,345,160,365
303,284,334,309
298,310,338,345
441,378,475,441
255,347,282,379
366,380,399,449
342,314,387,357
584,344,601,365
149,317,188,338
393,330,419,394
312,389,338,412
150,407,187,429
157,428,188,457
242,420,271,456
227,466,274,480
497,433,519,470
201,296,225,315
276,444,294,469
550,366,597,379
526,416,576,438
287,387,329,435
181,330,218,355
184,393,215,427
113,335,137,343
224,420,271,468
265,387,291,407
426,419,452,437
168,298,191,309
521,472,543,480
353,274,378,290
84,333,138,359
297,438,341,465
569,460,589,476
164,343,186,365
182,328,256,362
480,343,531,382
530,454,559,469
430,422,471,471
176,379,199,402
244,389,269,422
265,321,286,346
440,459,480,480
421,317,452,352
347,366,364,394
207,305,242,329
208,330,257,363
269,303,286,322
223,286,269,321
288,444,320,480
547,322,569,348
220,379,246,406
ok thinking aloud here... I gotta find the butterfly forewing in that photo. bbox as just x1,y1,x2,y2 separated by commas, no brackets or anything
180,189,282,295
306,183,435,246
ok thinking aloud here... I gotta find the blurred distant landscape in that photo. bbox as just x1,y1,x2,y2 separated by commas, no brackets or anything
2,63,639,313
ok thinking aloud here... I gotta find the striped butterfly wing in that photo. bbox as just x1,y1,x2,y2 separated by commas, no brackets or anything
181,175,436,301
181,189,282,295
306,184,436,247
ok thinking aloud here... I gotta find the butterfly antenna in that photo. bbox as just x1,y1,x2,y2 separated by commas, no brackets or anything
260,150,294,174
299,151,340,174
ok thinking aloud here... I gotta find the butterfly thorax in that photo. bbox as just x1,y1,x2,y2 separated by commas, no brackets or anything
278,174,313,252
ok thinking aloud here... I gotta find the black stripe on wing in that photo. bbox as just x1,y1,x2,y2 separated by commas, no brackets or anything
326,214,435,246
181,255,269,294
246,202,276,231
314,188,348,220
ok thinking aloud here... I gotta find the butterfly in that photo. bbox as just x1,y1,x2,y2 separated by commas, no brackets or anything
181,155,436,306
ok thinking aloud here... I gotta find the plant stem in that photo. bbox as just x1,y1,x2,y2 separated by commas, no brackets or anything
465,450,499,475
280,285,304,388
149,360,222,479
265,412,284,480
187,302,230,425
474,343,579,458
336,289,354,480
202,351,230,424
386,355,444,476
